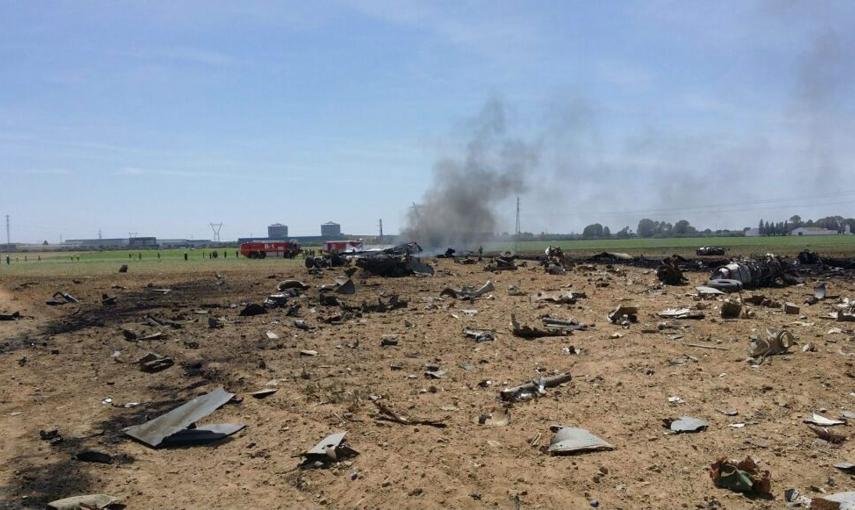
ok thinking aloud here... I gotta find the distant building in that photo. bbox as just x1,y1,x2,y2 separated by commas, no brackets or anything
791,226,844,236
128,236,157,248
321,221,341,238
268,223,288,239
744,228,761,237
63,238,130,249
159,239,213,248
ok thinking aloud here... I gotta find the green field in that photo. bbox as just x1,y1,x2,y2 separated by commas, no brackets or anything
0,247,307,277
487,234,855,257
2,236,854,277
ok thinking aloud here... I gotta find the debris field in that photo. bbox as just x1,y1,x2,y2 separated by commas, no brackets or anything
2,254,855,509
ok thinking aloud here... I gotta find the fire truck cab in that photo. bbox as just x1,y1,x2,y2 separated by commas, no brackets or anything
240,240,301,259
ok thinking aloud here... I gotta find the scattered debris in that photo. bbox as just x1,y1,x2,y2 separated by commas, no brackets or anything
47,494,121,510
663,416,708,433
657,308,704,320
812,492,855,510
47,291,79,305
608,305,638,324
697,285,726,297
804,413,845,426
697,246,726,256
374,401,447,428
710,256,798,289
463,328,495,342
657,256,687,285
249,388,277,399
136,352,174,373
783,302,800,315
541,316,588,332
709,456,771,497
441,281,494,300
278,280,309,291
300,349,318,356
748,329,795,360
239,303,267,317
705,279,743,293
500,372,572,402
39,428,63,445
118,264,128,273
548,426,614,455
0,311,21,321
380,335,399,347
123,387,245,448
807,425,847,444
720,300,742,319
208,316,224,329
477,407,510,427
511,314,570,338
533,291,579,304
301,431,358,468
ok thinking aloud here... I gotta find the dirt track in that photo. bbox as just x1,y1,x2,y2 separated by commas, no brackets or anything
1,258,855,509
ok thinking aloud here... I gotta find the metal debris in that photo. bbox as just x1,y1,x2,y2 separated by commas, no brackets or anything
720,300,742,319
500,372,572,402
47,494,121,510
705,279,743,293
748,329,795,360
278,280,309,291
657,308,704,320
533,291,579,304
710,255,798,289
608,305,638,323
812,492,855,510
511,314,570,338
249,388,277,399
548,427,614,455
0,311,21,321
301,431,359,468
663,416,708,433
804,413,845,426
477,407,510,427
463,328,495,342
136,352,174,373
440,281,495,300
123,387,244,448
239,303,267,317
697,286,726,297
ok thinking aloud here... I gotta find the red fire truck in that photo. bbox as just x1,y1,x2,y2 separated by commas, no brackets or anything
323,240,364,253
240,240,301,259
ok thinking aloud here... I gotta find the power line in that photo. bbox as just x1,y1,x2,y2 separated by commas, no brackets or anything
209,222,223,242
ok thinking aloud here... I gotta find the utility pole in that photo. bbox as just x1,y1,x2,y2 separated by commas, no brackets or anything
378,219,383,242
514,197,520,253
5,214,9,249
209,223,223,242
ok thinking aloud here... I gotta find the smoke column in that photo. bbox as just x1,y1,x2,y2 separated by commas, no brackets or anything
403,99,538,251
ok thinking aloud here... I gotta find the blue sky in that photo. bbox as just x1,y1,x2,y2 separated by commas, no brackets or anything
2,0,854,242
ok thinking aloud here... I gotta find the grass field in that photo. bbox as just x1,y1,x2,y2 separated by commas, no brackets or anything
487,234,855,257
2,235,854,277
0,247,306,277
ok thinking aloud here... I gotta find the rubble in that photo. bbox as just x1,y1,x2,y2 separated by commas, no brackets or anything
0,311,21,321
656,256,687,285
137,352,174,373
511,314,571,338
608,305,638,324
709,456,771,497
239,303,267,317
720,300,742,319
697,246,726,256
747,329,795,360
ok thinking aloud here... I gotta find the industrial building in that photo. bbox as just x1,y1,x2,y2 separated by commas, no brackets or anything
321,221,341,238
791,226,852,236
268,223,288,239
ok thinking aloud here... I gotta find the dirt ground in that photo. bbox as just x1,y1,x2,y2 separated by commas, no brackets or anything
1,257,855,509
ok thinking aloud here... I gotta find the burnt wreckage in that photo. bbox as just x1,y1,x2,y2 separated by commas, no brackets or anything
306,242,433,277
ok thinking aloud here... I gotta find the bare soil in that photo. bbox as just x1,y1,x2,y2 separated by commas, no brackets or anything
1,259,854,509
